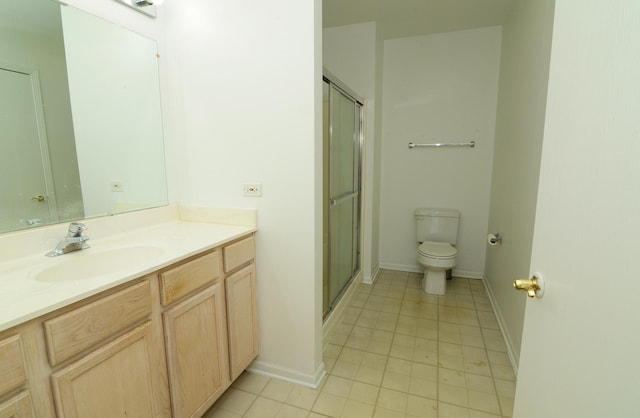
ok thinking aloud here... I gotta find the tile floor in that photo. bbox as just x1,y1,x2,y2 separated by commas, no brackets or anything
204,269,516,418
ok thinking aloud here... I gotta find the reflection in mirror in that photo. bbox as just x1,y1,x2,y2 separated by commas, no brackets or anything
1,0,81,232
0,0,167,234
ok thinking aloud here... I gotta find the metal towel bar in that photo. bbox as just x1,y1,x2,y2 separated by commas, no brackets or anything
408,141,475,149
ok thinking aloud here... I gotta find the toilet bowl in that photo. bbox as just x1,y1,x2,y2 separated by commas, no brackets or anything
417,241,457,295
415,208,460,295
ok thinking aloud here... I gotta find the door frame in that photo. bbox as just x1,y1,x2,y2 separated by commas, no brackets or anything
0,62,58,225
322,70,364,318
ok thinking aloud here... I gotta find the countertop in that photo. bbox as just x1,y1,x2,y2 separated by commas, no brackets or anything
0,205,256,332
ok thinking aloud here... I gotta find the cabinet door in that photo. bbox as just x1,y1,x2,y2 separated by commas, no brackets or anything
0,391,33,418
223,236,255,273
0,335,27,396
50,322,167,418
163,282,230,418
225,264,258,381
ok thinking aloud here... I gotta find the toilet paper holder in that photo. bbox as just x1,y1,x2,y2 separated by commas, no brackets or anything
487,233,502,245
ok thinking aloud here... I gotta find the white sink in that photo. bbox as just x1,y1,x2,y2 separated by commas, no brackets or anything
34,246,164,282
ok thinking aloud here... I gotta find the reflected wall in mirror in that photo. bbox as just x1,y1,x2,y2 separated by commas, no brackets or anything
0,0,167,234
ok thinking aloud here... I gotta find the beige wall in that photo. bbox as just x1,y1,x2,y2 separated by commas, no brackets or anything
484,0,555,368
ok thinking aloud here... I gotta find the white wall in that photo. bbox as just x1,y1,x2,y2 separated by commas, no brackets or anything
378,26,502,278
372,33,384,281
164,0,324,386
323,22,381,283
62,0,177,207
484,0,555,367
62,6,167,217
62,0,324,387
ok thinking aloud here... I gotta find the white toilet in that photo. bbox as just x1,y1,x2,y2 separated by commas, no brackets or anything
415,208,460,295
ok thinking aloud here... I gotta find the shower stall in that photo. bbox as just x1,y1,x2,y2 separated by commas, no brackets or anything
322,73,363,318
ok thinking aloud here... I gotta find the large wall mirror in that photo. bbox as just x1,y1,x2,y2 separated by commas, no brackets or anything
0,0,167,234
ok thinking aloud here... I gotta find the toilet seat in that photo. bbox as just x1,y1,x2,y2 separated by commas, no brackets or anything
418,241,457,259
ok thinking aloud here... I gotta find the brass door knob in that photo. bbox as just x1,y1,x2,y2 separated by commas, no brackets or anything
31,195,46,202
513,273,545,298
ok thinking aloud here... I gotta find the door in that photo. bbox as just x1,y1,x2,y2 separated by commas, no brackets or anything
163,283,230,417
0,66,57,231
51,322,166,418
513,2,640,417
323,77,363,317
225,264,259,381
0,392,33,418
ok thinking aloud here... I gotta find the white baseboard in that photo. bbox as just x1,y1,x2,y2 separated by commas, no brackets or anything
250,268,370,390
452,269,484,279
378,262,483,279
482,274,519,376
247,360,326,389
378,262,422,273
363,264,380,284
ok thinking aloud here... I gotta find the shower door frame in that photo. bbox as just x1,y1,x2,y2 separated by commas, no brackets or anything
323,71,364,319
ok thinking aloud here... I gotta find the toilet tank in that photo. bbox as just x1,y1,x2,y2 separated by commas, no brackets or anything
415,208,460,245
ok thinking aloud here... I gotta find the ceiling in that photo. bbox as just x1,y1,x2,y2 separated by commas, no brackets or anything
323,0,515,40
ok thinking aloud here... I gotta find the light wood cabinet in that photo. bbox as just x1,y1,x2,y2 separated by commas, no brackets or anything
0,335,27,395
46,278,170,418
0,334,33,417
223,236,258,382
161,234,258,417
159,250,222,306
223,236,255,273
0,391,33,418
159,249,228,417
0,231,257,418
43,280,152,367
163,283,229,418
225,264,258,381
50,322,166,418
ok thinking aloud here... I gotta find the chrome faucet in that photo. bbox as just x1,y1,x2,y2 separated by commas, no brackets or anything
46,222,90,257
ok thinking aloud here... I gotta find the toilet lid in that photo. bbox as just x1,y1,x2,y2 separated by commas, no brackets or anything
418,241,457,258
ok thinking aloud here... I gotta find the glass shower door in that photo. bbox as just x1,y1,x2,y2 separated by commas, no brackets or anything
323,79,362,318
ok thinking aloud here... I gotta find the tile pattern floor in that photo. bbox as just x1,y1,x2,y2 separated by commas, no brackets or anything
204,269,516,418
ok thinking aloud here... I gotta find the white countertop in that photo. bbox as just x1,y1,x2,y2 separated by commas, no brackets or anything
0,205,256,332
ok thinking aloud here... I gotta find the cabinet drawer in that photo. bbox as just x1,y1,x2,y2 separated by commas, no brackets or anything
0,391,33,418
159,250,222,306
0,335,27,395
223,236,255,273
44,280,151,367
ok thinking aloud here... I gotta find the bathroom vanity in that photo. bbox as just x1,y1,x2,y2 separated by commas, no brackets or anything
0,206,258,417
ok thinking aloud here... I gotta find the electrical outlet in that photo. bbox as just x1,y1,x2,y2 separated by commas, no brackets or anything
243,183,262,197
111,181,124,192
